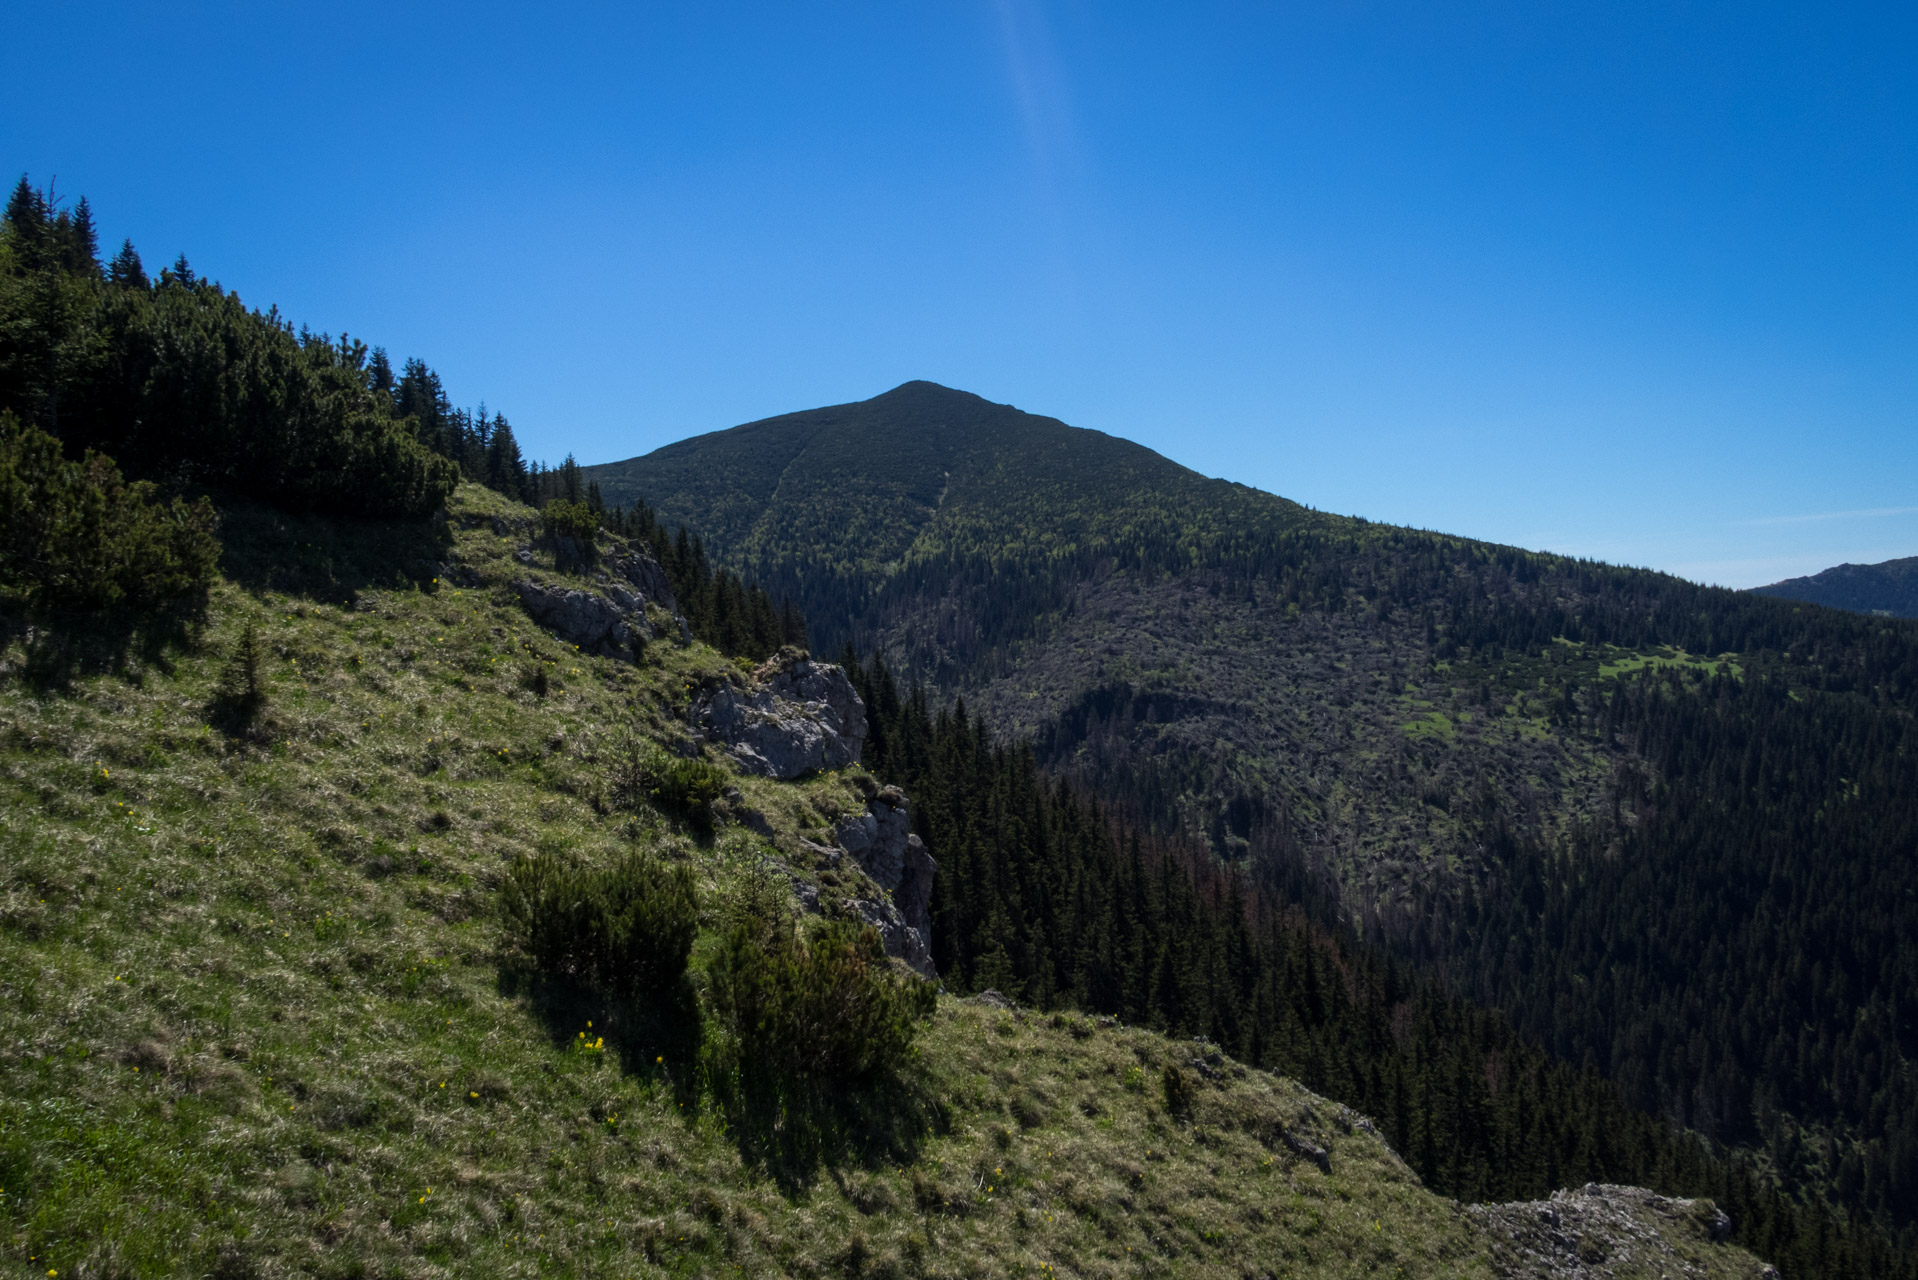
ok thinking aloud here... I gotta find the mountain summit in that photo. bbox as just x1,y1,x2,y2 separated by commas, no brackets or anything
587,381,1305,615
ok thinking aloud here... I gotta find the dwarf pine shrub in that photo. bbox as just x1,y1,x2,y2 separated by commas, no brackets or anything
609,736,728,831
708,918,936,1080
540,499,598,569
500,850,697,996
0,411,219,611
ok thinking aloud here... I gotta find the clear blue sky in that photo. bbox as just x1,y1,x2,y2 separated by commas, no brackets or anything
8,2,1915,587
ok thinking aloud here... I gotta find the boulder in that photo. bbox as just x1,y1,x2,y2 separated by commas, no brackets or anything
514,580,652,661
693,649,867,780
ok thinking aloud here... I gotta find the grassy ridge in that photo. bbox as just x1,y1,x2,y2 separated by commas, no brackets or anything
0,485,1762,1278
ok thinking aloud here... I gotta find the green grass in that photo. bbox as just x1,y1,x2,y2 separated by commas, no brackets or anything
0,485,1768,1278
1596,647,1742,682
1398,708,1455,741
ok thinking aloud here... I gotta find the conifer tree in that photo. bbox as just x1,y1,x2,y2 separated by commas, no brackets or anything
65,195,97,272
107,239,146,288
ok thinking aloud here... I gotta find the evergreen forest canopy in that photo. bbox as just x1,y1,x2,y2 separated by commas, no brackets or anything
843,651,1914,1279
590,382,1918,1257
0,175,641,523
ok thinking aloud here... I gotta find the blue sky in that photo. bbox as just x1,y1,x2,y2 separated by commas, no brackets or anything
7,1,1915,587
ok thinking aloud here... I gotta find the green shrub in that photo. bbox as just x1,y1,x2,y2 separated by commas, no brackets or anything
708,918,936,1080
609,736,728,831
1162,1063,1195,1118
500,850,698,996
540,499,597,567
208,622,269,734
0,411,219,611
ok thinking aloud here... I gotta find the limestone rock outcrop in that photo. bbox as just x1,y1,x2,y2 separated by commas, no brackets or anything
693,648,867,780
1468,1183,1744,1279
514,549,679,662
608,551,676,615
515,580,653,661
827,785,937,977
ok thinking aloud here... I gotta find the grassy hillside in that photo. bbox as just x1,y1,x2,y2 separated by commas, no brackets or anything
0,483,1768,1278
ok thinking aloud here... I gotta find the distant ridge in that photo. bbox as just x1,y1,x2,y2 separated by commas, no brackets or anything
1752,554,1918,619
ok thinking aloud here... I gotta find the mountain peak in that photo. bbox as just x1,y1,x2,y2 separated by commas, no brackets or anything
870,379,992,404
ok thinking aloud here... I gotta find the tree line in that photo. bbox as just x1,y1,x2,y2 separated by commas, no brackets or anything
0,178,806,652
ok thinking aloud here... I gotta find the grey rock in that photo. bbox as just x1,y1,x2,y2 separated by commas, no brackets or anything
1336,1104,1380,1139
693,648,867,780
1281,1129,1331,1173
830,791,937,977
608,551,677,614
1468,1183,1747,1280
514,580,653,661
852,896,935,977
799,839,843,870
791,878,822,915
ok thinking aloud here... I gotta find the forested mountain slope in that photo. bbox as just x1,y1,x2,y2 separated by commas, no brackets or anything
587,382,1918,1243
1755,555,1918,619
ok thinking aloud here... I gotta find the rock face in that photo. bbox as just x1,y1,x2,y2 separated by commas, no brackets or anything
608,551,676,615
693,649,867,780
514,550,678,662
515,580,653,661
1469,1183,1743,1280
828,785,937,977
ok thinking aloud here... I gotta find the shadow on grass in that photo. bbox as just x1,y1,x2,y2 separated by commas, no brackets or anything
496,961,704,1111
709,1057,946,1196
0,599,203,694
217,497,453,607
499,959,945,1195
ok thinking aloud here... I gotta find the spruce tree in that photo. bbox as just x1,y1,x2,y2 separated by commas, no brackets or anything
65,195,98,272
107,239,146,288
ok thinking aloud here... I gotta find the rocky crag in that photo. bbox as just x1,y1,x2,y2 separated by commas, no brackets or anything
514,546,685,661
1469,1184,1758,1280
692,648,868,780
